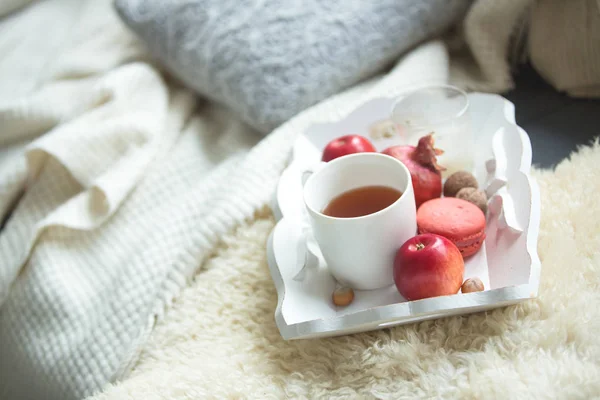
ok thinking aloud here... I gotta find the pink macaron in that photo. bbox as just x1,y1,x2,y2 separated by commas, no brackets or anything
417,197,486,258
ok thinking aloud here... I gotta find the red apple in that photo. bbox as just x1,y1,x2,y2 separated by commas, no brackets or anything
321,134,376,162
394,233,464,301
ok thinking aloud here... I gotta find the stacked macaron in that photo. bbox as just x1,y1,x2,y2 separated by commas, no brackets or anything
417,197,486,257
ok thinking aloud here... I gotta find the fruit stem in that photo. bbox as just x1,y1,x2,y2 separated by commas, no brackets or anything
415,243,425,251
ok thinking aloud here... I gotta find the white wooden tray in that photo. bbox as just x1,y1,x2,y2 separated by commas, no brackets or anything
267,93,541,340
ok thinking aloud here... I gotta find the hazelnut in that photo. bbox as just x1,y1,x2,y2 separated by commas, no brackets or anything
461,277,484,293
456,187,488,214
443,171,478,197
332,287,355,307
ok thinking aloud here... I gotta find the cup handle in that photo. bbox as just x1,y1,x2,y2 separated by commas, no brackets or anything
292,236,320,282
293,161,327,282
301,161,327,187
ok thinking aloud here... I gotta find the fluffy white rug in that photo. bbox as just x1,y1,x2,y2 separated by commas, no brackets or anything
91,141,600,399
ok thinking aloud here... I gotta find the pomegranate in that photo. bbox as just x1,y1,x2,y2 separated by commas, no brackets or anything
381,134,445,208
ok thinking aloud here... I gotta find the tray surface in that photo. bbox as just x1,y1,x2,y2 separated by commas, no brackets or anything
268,93,541,340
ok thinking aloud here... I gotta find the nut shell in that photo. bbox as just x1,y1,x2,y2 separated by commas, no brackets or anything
443,171,478,197
332,287,355,307
456,187,488,214
461,277,484,293
369,119,401,139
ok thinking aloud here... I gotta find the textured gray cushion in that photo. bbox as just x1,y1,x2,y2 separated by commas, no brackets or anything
115,0,471,133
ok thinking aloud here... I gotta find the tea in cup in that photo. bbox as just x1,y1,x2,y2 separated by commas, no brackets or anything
303,153,417,290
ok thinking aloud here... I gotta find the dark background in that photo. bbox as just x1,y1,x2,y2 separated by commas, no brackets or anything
503,64,599,169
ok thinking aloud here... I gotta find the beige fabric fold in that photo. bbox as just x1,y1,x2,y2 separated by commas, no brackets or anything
529,0,600,97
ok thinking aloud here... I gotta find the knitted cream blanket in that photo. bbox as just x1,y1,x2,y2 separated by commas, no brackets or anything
0,1,451,397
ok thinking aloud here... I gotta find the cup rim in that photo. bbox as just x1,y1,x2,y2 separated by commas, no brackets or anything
303,152,413,221
390,84,469,130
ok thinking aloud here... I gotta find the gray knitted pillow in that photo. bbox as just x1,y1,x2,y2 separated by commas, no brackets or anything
115,0,471,133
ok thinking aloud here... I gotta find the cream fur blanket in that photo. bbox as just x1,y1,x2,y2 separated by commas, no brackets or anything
91,143,600,399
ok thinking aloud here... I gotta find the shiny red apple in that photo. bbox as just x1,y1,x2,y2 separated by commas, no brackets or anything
321,134,376,162
394,233,464,301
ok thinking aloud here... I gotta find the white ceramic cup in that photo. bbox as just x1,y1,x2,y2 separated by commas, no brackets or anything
303,153,417,290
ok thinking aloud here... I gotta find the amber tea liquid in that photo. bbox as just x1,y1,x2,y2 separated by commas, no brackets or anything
322,185,402,218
